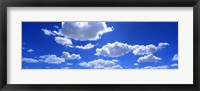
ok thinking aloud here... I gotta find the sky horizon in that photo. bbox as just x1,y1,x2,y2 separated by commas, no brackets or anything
22,22,178,69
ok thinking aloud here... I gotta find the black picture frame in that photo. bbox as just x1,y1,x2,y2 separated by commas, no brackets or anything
0,0,200,91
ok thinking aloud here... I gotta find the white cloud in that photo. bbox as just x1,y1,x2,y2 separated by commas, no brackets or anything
79,59,122,69
45,67,50,69
54,25,59,29
132,44,158,55
61,22,113,41
132,42,169,55
142,65,169,69
75,43,95,50
95,42,169,57
62,51,81,60
40,55,65,64
171,63,178,67
22,58,39,63
158,42,170,48
42,28,63,36
27,49,34,53
95,41,133,57
52,30,63,36
137,54,162,62
24,51,81,64
55,37,72,46
42,29,55,36
62,22,65,26
55,37,95,49
134,63,139,66
172,54,178,61
66,63,73,65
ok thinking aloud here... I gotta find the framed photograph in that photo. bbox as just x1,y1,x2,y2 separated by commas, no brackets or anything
0,0,199,91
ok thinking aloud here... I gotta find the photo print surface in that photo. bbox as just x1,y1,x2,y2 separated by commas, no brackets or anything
22,22,178,69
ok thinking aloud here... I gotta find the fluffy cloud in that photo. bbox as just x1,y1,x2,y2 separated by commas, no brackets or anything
39,52,81,64
79,59,122,69
132,44,158,55
55,37,72,46
27,49,34,53
42,28,63,36
22,58,39,63
40,55,65,64
132,42,169,55
52,30,63,36
42,29,55,36
134,63,139,66
95,41,169,57
54,25,59,29
158,42,170,48
137,54,162,62
75,43,95,50
142,65,169,69
171,63,178,67
95,41,133,57
172,54,178,61
45,67,50,69
66,63,73,65
62,51,81,60
54,37,95,49
61,22,113,41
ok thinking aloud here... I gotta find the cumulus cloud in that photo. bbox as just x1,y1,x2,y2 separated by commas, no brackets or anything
134,63,139,66
75,43,95,50
61,22,113,41
39,52,81,64
172,54,178,61
158,42,170,48
42,29,55,36
27,49,34,53
66,63,73,65
45,67,50,69
40,55,65,64
54,37,95,49
95,41,133,57
52,30,63,36
132,44,158,55
95,41,169,57
55,37,72,46
62,51,81,60
79,59,122,69
132,42,169,55
22,58,39,63
42,28,63,36
142,65,169,69
137,54,162,62
54,25,59,29
171,63,178,67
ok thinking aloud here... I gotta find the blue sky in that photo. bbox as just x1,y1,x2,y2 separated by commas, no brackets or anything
22,22,178,69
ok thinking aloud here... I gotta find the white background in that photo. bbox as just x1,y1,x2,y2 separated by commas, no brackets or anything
7,7,193,84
